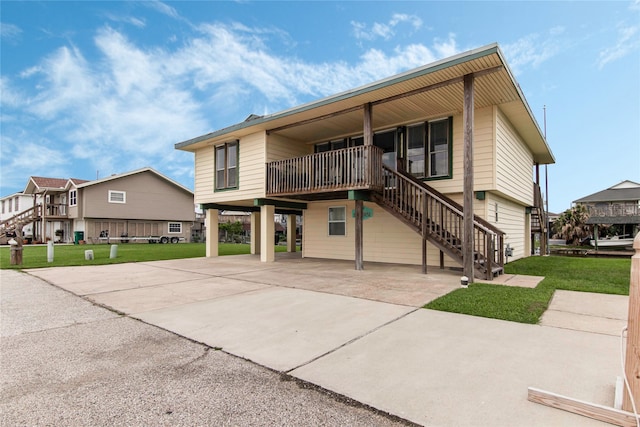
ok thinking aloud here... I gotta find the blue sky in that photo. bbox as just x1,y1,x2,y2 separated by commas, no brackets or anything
1,1,639,214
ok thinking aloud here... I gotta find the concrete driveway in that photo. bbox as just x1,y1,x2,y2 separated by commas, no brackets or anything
1,268,410,426
24,254,628,426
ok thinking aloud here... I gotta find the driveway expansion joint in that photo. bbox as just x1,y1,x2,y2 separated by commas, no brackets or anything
285,307,421,374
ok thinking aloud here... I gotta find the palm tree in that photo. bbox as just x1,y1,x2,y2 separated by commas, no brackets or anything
552,204,592,245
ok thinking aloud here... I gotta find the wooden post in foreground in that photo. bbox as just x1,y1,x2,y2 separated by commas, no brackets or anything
623,232,640,412
462,73,475,283
354,200,363,271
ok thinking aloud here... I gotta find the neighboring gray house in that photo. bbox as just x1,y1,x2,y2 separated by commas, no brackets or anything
1,168,196,244
573,180,640,238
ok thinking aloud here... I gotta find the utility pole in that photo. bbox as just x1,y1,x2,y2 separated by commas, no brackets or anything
544,105,550,255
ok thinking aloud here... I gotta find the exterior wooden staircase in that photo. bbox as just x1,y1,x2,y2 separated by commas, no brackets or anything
372,165,505,280
0,205,41,240
530,183,546,233
265,145,506,279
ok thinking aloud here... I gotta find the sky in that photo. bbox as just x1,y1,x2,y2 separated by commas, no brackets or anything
1,1,639,214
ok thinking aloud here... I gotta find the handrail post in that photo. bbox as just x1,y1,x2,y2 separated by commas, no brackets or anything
623,232,640,412
485,234,493,280
422,195,427,274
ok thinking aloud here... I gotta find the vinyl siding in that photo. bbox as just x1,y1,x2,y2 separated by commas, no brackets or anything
486,193,528,261
496,108,534,205
194,131,266,204
303,200,461,268
427,106,495,195
266,134,313,162
82,171,194,221
238,132,267,199
194,145,215,205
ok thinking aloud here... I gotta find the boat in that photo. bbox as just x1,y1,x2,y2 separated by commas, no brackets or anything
589,235,635,248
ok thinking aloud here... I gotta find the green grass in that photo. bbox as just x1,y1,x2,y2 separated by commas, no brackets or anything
425,256,631,324
0,243,294,269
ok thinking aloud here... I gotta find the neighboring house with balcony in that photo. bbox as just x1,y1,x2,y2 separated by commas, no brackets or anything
1,168,196,244
175,43,554,280
573,180,640,239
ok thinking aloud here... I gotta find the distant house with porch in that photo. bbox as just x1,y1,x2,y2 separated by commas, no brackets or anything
1,168,196,244
175,43,554,280
573,180,640,239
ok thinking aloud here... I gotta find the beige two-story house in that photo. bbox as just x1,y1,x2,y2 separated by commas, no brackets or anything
176,43,554,280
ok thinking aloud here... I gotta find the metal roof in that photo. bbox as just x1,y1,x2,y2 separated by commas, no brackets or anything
175,43,555,164
574,181,640,203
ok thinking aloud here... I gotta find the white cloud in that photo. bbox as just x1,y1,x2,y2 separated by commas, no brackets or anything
432,33,459,58
502,29,564,75
597,24,640,69
351,13,422,41
6,25,208,179
104,13,146,28
0,77,24,109
27,45,97,119
0,22,22,41
170,22,454,110
144,0,187,23
2,20,462,192
0,135,68,188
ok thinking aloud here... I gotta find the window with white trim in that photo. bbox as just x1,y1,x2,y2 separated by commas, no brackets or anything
69,190,77,207
328,206,346,236
108,190,126,204
14,197,19,211
168,222,182,233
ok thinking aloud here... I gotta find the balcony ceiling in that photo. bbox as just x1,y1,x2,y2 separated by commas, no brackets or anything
176,44,554,164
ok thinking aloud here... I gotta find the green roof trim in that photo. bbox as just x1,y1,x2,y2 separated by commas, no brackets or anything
254,198,307,210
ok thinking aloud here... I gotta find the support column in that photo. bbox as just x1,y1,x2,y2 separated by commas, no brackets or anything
363,103,373,146
355,200,363,270
250,211,261,255
463,73,475,282
286,214,296,252
623,233,640,412
42,193,48,243
205,208,219,257
260,204,275,263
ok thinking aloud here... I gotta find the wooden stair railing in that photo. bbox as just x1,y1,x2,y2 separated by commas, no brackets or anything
372,166,505,280
0,205,42,239
531,183,545,233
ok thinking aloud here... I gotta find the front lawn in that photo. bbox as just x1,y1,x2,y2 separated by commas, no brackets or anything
425,256,631,324
0,243,293,269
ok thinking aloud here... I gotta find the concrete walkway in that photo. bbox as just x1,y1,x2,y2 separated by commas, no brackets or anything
541,290,629,336
24,255,628,426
